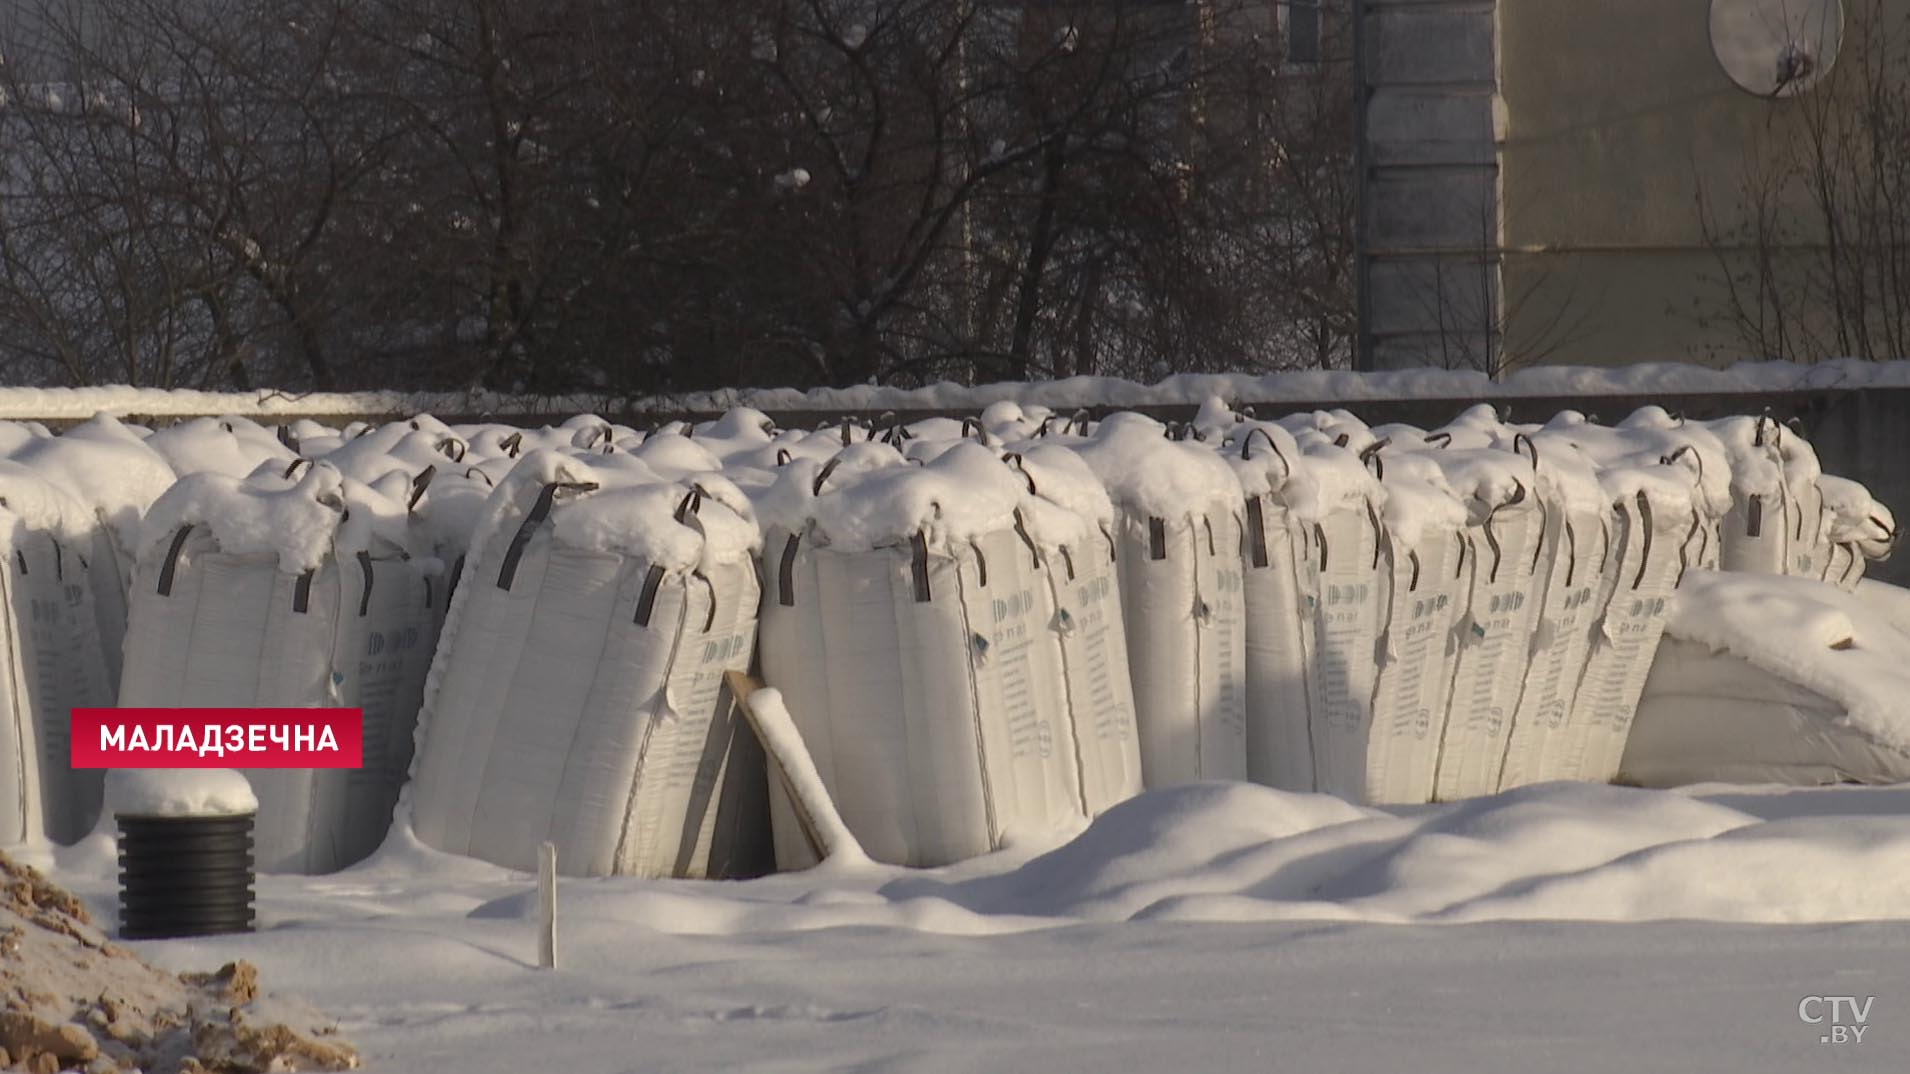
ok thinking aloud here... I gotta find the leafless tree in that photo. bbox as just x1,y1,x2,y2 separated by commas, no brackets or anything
1692,0,1910,364
0,0,1358,392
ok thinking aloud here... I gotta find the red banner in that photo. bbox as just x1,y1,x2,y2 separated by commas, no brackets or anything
71,708,364,769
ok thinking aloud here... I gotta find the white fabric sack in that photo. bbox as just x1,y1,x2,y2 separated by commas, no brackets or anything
1622,574,1910,787
1431,474,1546,801
0,462,121,847
1568,482,1691,784
1073,416,1248,787
0,503,116,846
408,454,763,879
11,415,180,690
1227,425,1320,792
1306,497,1391,802
1622,638,1910,787
756,444,1089,869
1316,443,1468,805
1009,446,1144,818
1817,476,1897,591
1496,493,1615,791
120,466,439,873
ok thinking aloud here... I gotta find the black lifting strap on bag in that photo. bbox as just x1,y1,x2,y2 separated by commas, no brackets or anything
1482,481,1526,585
1632,490,1655,590
1012,509,1042,569
157,525,194,596
357,550,375,616
634,565,668,627
778,533,801,606
409,465,437,511
497,480,600,591
911,532,932,602
1245,497,1270,569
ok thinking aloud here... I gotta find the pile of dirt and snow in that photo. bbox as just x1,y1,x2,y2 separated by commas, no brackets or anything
0,851,356,1073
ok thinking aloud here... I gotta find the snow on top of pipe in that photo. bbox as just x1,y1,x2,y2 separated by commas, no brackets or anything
106,767,258,818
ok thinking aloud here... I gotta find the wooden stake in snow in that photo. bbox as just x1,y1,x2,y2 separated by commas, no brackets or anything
536,841,557,970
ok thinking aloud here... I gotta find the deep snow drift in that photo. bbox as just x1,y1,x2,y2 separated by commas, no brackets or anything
29,779,1910,1072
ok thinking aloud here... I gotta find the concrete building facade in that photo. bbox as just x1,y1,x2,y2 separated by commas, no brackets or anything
1359,0,1907,371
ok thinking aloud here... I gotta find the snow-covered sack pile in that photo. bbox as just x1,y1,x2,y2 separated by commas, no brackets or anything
0,398,1898,878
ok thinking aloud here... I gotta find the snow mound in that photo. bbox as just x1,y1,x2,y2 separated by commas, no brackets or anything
368,782,1910,940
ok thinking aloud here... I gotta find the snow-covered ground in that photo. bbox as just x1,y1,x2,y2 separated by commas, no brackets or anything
29,780,1910,1072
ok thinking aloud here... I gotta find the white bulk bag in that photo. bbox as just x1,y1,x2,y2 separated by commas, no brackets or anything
0,464,116,846
407,453,763,879
141,416,298,479
1568,474,1695,784
1008,446,1145,817
1817,476,1897,591
1225,424,1320,792
1292,443,1390,804
1358,456,1470,805
1428,451,1547,801
757,443,1088,868
1622,573,1910,787
1496,439,1616,790
10,416,178,689
1707,415,1806,577
1622,639,1910,786
120,466,439,872
1073,415,1248,786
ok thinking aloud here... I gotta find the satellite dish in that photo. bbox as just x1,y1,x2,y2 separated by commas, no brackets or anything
1710,0,1845,97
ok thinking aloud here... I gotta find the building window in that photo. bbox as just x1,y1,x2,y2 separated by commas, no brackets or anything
1285,0,1321,66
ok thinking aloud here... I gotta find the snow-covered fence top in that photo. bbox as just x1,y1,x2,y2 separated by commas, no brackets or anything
5,359,1910,425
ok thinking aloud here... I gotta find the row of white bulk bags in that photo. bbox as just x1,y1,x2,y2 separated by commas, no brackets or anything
1622,571,1910,787
1476,411,1724,790
406,451,765,879
1071,414,1249,787
755,442,1124,868
120,464,440,872
0,464,118,846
